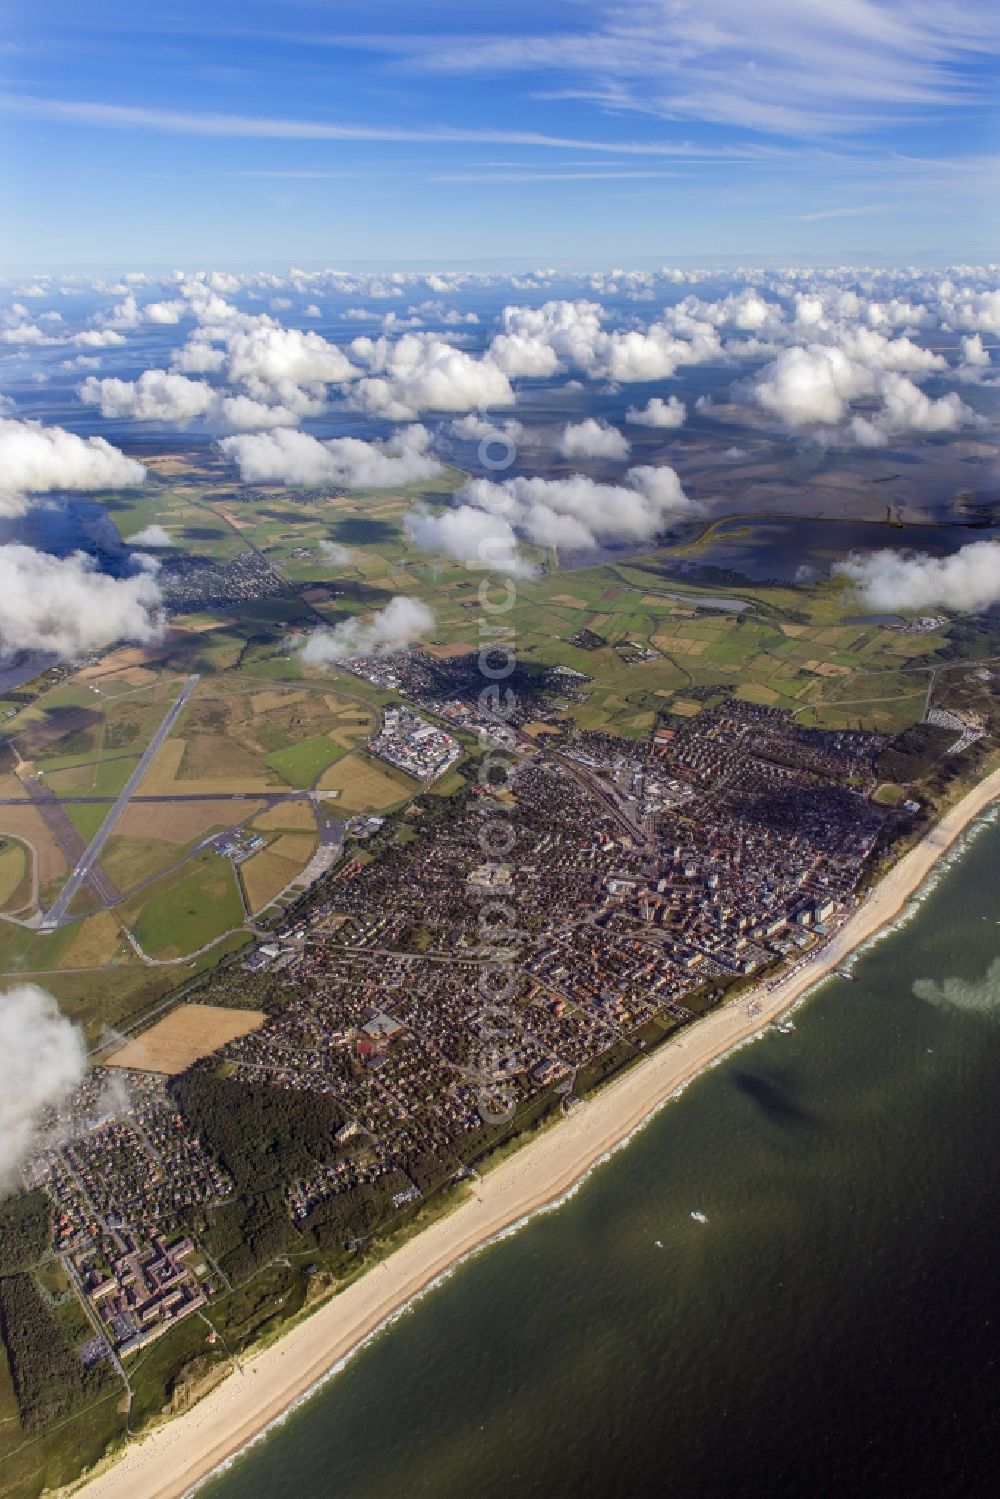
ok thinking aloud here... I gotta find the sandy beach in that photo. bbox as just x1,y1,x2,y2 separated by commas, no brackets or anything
72,767,1000,1499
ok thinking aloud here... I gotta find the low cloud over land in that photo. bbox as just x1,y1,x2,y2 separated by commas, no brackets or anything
625,396,686,428
0,984,86,1191
406,463,696,572
301,596,435,662
557,418,629,461
219,424,442,487
0,416,145,516
835,541,1000,614
128,523,173,548
0,545,165,659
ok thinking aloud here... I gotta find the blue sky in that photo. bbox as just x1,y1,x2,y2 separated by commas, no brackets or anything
2,0,997,269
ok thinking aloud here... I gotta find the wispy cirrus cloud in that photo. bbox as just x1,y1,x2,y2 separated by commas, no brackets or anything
340,0,1000,138
0,93,785,156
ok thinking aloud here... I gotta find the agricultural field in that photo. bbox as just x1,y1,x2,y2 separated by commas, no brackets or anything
106,1003,266,1075
239,832,317,914
313,747,419,812
1,455,995,1042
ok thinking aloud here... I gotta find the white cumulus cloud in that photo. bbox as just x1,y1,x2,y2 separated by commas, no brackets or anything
219,424,442,488
0,417,145,517
349,332,514,419
848,375,978,446
128,524,174,548
0,984,87,1190
557,418,630,461
318,540,352,565
835,541,1000,614
0,545,165,659
407,463,696,572
405,505,531,577
625,395,687,428
301,595,435,662
79,369,217,424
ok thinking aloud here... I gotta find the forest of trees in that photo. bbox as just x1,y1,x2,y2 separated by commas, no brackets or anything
171,1070,349,1195
0,1275,114,1432
0,1191,50,1277
878,723,959,782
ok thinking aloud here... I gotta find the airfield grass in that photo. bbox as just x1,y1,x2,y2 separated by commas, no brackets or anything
0,840,30,910
58,911,124,968
116,799,261,846
127,853,245,960
264,734,346,788
103,832,198,893
45,756,142,800
0,806,67,894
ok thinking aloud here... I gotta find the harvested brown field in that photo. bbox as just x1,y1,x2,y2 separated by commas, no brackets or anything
115,799,264,844
142,454,194,477
106,1004,266,1075
523,721,562,738
116,667,159,688
268,833,315,864
0,805,67,888
142,738,278,796
251,689,306,715
253,802,316,831
241,841,311,914
316,753,416,812
424,642,474,659
215,506,251,530
140,739,185,791
77,642,176,678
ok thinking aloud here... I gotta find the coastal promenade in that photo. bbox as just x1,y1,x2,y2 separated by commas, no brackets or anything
70,767,1000,1499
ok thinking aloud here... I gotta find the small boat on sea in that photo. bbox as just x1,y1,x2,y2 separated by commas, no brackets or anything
770,1021,794,1036
690,1210,708,1224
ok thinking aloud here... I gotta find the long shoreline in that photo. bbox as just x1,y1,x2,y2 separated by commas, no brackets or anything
71,767,1000,1499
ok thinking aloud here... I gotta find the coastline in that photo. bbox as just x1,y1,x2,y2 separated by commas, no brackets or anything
71,766,1000,1499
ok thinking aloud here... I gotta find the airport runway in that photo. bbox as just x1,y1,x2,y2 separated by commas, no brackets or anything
39,674,201,930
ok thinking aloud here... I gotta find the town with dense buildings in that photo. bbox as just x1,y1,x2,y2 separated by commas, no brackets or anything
3,652,910,1413
0,553,996,1499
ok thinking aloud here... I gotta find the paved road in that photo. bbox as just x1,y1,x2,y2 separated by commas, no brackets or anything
40,674,201,930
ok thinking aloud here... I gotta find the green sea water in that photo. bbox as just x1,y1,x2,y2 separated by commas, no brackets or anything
205,814,1000,1499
